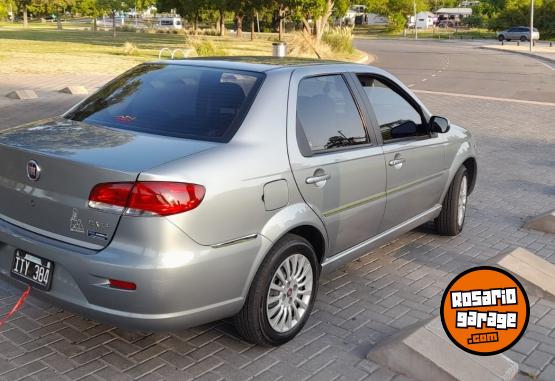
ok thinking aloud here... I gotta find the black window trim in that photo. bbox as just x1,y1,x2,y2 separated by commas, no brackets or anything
353,72,434,145
295,72,375,157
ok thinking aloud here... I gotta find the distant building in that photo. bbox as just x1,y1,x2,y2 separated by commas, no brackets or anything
342,5,388,26
436,7,473,16
436,8,472,27
416,11,436,29
459,1,480,7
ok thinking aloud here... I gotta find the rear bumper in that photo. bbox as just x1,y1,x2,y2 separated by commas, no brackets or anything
0,216,270,330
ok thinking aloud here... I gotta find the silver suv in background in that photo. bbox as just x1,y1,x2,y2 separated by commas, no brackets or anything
497,26,540,41
0,58,477,345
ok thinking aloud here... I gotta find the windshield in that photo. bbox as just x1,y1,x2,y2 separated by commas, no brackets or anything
65,64,264,142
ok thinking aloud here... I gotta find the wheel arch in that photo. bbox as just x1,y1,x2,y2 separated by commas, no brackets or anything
440,140,477,204
240,203,328,300
462,157,477,195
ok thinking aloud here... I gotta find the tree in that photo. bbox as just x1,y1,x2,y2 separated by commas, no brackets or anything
0,0,16,19
75,0,100,31
229,0,247,37
209,0,227,36
97,0,128,36
248,0,271,40
14,0,32,26
287,0,350,41
32,0,76,29
359,0,427,31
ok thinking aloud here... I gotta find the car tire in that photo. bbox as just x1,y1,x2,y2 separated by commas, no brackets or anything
233,234,320,346
498,34,505,41
520,36,527,42
435,166,468,236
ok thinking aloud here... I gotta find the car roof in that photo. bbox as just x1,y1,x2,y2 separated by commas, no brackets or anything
154,56,367,73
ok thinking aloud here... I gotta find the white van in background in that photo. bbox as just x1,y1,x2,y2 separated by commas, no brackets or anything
157,17,183,30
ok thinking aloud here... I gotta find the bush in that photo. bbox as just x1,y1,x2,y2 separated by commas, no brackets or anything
188,38,225,56
288,31,332,59
122,42,138,55
322,27,355,54
387,12,407,32
117,24,137,33
465,15,486,28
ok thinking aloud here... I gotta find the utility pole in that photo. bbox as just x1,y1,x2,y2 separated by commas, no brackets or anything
530,0,534,52
414,0,418,40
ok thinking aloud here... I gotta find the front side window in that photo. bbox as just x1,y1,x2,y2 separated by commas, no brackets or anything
296,75,368,154
357,75,427,142
65,64,264,142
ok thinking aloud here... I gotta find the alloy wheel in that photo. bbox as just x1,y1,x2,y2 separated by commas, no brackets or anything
266,254,313,333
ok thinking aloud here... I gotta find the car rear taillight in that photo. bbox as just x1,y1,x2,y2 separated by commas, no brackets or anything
89,182,134,213
88,182,205,216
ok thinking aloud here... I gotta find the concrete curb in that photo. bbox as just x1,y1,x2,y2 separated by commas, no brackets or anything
6,90,38,100
492,247,555,301
354,49,375,65
479,46,555,65
523,210,555,234
59,86,89,95
367,317,518,381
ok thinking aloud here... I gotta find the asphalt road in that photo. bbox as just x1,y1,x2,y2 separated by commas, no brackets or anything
355,38,555,104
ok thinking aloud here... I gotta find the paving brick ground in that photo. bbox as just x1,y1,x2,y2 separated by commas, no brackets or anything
0,77,554,380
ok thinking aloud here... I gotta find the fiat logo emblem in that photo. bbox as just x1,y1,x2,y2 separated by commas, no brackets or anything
26,160,41,181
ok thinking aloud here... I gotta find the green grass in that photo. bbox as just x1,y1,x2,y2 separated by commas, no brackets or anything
0,22,364,75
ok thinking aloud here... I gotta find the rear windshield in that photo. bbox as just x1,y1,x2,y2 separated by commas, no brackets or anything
65,64,264,142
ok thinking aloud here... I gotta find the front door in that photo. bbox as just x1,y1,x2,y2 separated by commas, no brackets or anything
288,72,387,257
355,74,448,231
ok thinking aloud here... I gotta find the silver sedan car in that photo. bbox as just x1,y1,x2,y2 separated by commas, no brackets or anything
497,26,540,41
0,58,477,345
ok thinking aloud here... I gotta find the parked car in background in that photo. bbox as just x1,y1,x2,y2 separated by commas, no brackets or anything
497,26,540,41
156,16,183,30
0,58,477,346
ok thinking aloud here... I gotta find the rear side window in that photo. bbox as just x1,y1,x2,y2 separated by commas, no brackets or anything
296,75,368,154
65,64,264,142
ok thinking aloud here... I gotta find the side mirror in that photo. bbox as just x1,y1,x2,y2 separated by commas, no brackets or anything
430,116,450,133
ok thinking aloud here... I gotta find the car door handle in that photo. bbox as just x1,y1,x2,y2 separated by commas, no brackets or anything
389,158,406,169
305,173,331,184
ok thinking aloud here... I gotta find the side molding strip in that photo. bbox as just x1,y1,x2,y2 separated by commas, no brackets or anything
211,234,259,248
321,204,442,272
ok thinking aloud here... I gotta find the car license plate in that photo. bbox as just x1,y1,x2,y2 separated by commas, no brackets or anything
11,250,54,291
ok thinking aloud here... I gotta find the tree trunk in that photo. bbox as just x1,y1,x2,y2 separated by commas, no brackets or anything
93,17,97,32
250,17,255,41
193,13,198,35
56,8,62,30
23,5,28,27
219,9,225,36
236,14,243,38
278,8,283,41
301,17,311,34
315,0,334,42
112,11,116,37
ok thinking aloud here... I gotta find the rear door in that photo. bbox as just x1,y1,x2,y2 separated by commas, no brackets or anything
354,74,448,231
507,27,519,39
287,69,386,257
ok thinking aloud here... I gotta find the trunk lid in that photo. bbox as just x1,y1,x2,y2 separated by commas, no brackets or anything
0,118,218,249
